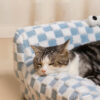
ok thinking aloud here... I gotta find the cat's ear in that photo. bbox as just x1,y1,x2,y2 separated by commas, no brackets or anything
31,45,44,55
63,39,70,50
58,39,70,52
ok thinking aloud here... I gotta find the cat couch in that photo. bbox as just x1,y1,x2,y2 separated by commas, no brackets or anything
14,20,100,100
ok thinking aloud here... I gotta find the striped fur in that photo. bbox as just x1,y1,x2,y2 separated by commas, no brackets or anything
72,40,100,85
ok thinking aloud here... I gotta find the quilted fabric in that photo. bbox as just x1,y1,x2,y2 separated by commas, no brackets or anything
14,20,100,100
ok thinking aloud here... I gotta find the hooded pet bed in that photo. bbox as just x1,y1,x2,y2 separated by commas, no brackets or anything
14,16,100,100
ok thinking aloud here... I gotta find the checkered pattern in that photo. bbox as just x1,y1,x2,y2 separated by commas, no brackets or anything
14,20,100,100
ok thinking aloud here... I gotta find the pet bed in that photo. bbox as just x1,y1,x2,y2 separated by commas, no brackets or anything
14,17,100,100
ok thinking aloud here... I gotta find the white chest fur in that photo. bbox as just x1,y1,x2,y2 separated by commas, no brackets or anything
66,53,80,76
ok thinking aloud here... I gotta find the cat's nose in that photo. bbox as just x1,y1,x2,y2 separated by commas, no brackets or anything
41,69,46,73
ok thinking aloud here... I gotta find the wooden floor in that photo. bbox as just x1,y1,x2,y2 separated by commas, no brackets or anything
0,38,23,100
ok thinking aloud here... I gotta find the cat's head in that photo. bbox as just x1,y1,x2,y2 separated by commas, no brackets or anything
31,40,70,75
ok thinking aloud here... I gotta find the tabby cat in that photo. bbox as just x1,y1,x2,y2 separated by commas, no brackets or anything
31,40,100,85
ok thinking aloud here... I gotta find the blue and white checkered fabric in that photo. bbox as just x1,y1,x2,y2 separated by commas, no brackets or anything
14,20,100,100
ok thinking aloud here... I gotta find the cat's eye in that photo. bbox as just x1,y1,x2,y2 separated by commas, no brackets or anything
58,61,63,65
58,60,69,65
37,64,42,67
49,63,54,65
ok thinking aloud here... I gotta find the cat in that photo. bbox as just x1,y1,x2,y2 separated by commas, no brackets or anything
31,40,100,85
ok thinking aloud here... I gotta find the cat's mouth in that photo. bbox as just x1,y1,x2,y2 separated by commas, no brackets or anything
40,74,47,76
39,73,47,76
37,71,47,76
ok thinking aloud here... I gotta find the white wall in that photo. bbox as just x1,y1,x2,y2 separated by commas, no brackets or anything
0,0,100,37
0,0,34,37
88,0,100,16
56,0,85,21
0,0,33,25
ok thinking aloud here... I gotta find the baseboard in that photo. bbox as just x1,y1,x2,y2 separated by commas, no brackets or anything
0,25,22,38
